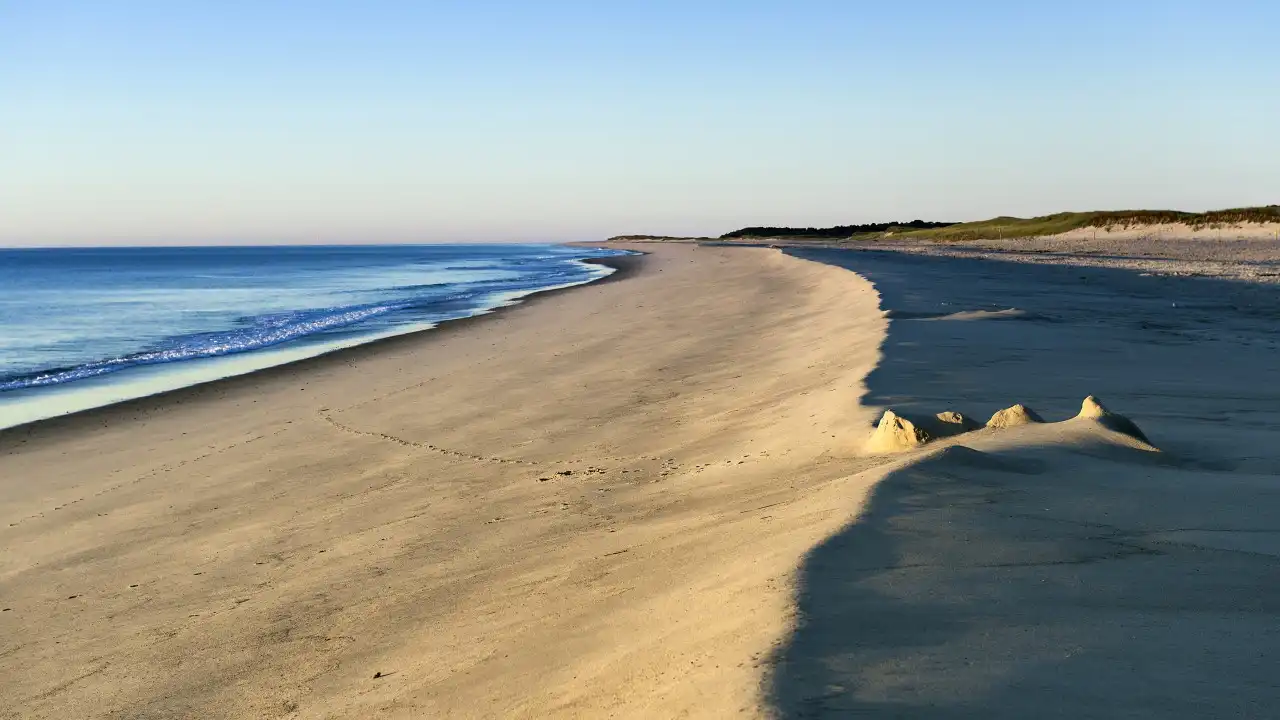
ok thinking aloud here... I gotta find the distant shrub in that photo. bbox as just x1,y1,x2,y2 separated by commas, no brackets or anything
720,220,955,239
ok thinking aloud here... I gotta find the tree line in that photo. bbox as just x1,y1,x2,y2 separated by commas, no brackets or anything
720,219,955,239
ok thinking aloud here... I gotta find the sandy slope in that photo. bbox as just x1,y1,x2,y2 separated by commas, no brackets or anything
0,244,889,719
1051,220,1280,242
873,224,1280,283
679,221,1280,282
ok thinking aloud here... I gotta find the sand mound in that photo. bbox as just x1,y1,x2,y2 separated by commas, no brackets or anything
986,404,1044,429
1074,395,1152,444
866,399,1149,454
865,410,931,453
935,411,982,434
865,409,983,454
1076,395,1108,419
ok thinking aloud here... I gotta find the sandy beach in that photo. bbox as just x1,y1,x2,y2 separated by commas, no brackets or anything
817,221,1280,284
0,244,890,718
9,2,1277,716
4,241,1280,718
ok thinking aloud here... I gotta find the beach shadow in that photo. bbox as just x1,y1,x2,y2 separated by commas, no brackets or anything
765,247,1280,718
767,439,1280,718
766,453,1013,718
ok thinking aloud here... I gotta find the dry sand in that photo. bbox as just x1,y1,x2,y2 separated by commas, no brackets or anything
688,220,1280,282
5,240,1279,719
1051,220,1280,242
0,244,891,718
874,222,1280,283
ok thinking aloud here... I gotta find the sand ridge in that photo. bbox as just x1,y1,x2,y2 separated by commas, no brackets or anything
864,395,1151,454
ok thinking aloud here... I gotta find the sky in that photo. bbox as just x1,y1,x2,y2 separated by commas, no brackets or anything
2,1,1278,246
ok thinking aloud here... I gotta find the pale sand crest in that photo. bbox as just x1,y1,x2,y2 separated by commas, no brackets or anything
0,244,891,718
872,223,1280,282
1051,220,1280,242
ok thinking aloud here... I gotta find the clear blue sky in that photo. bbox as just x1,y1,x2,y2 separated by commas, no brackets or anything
2,1,1277,245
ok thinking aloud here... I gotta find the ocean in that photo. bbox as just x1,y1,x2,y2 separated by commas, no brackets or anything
0,243,629,429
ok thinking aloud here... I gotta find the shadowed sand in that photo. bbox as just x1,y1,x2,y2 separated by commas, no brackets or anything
0,244,890,718
771,247,1280,718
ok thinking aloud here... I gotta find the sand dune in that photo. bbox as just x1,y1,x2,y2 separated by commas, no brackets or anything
1052,220,1280,242
873,225,1280,283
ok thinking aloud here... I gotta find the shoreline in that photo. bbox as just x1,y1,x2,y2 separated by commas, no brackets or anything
0,253,645,446
6,240,1276,716
858,234,1280,284
0,243,889,718
610,232,1280,284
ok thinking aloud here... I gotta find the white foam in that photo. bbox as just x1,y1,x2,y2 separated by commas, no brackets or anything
0,261,616,430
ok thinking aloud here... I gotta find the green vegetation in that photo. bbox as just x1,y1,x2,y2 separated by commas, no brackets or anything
886,206,1280,242
605,234,711,242
610,206,1279,245
721,220,954,240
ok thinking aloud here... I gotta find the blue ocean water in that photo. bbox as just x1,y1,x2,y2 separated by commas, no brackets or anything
0,244,628,428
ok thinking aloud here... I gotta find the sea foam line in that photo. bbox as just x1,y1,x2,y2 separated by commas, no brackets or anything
0,259,617,430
